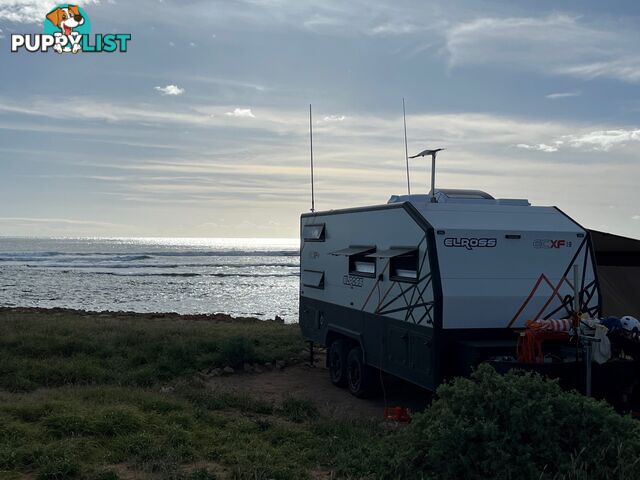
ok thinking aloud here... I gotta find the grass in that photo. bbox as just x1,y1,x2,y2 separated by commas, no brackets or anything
5,309,634,479
0,309,384,479
0,309,304,392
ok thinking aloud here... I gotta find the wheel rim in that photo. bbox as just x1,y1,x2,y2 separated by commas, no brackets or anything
349,360,361,390
330,349,342,379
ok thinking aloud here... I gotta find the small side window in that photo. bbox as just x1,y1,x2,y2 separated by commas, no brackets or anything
349,249,376,277
303,224,325,242
302,270,324,289
390,250,419,282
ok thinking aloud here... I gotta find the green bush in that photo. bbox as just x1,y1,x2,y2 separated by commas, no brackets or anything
218,336,255,368
278,397,319,423
382,364,640,480
34,443,81,480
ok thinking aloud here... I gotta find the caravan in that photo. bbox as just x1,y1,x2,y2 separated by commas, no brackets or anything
299,187,601,396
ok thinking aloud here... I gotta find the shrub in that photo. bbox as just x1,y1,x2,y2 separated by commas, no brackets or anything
45,413,94,438
35,444,81,480
93,406,143,436
278,397,319,423
218,336,255,368
382,364,640,480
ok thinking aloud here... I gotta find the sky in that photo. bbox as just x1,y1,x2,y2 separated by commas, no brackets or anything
1,0,640,238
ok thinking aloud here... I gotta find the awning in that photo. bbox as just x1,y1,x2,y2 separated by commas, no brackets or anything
302,270,324,288
367,247,416,258
330,246,375,256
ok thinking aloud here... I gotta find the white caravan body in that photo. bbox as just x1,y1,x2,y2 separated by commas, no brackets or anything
300,190,599,333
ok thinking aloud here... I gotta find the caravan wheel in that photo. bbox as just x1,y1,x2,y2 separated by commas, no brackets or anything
328,339,349,387
346,346,377,398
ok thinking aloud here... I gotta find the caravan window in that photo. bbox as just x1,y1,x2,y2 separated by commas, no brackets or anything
349,249,376,277
303,224,325,242
390,249,419,282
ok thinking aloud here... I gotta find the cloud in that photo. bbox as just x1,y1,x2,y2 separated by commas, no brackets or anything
369,22,419,35
225,108,255,118
516,143,558,153
0,97,213,126
321,115,346,123
516,129,640,152
0,217,122,227
0,0,99,23
558,59,640,83
562,129,640,151
445,14,640,84
633,215,640,221
3,95,640,160
546,91,581,99
154,85,185,96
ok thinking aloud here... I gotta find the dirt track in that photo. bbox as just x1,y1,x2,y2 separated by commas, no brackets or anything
206,354,432,419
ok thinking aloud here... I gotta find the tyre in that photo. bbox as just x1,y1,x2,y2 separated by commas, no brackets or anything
346,346,378,398
328,339,349,387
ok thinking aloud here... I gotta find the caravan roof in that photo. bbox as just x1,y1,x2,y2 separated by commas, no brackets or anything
387,189,577,233
388,189,530,206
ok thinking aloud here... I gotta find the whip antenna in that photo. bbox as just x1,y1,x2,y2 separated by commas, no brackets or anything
309,104,315,212
403,98,410,194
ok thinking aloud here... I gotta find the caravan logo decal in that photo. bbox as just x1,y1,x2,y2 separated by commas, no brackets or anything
444,237,497,250
533,239,572,249
11,4,131,54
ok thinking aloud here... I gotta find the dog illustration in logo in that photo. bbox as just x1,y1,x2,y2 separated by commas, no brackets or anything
46,5,84,54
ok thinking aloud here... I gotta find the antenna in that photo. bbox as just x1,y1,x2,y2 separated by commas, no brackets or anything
403,98,410,195
408,148,445,203
309,104,315,212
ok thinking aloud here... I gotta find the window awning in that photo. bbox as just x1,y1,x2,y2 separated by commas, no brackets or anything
367,247,416,258
303,224,325,241
330,246,375,256
302,270,324,288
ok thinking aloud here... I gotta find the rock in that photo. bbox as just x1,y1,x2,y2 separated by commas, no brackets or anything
223,366,235,375
263,362,272,369
253,365,263,374
274,315,284,323
208,368,223,377
160,386,175,394
275,360,285,370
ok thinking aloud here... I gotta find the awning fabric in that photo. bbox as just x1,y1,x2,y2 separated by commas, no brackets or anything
330,246,375,256
367,247,416,258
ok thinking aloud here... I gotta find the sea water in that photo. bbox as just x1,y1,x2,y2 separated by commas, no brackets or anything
0,237,300,322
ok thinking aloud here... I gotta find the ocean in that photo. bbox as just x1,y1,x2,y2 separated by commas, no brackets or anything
0,237,300,322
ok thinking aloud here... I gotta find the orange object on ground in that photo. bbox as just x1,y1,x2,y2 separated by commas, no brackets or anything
517,319,571,363
384,406,412,423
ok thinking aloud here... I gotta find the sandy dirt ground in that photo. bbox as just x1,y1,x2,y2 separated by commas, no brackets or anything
205,354,432,419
